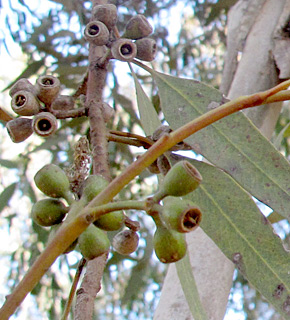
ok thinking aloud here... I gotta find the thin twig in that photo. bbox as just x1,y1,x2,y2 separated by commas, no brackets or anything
74,0,111,318
109,130,154,147
61,258,87,320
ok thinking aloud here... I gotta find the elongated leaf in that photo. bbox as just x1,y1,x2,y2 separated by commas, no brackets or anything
170,156,290,318
0,183,17,213
0,159,19,169
274,122,290,149
176,253,208,320
130,65,161,135
149,70,290,218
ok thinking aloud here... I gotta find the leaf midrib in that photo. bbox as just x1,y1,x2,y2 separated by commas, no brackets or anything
200,182,290,293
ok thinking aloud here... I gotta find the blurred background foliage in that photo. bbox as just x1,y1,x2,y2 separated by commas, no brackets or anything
0,0,289,319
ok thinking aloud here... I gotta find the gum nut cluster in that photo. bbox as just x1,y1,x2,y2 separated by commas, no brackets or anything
150,161,203,263
6,75,66,143
84,4,157,62
32,164,138,259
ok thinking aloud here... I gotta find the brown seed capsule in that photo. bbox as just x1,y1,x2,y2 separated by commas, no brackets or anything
123,14,153,40
84,20,110,46
111,38,137,62
135,37,157,61
35,75,60,105
9,78,36,97
6,117,33,143
92,4,118,30
112,229,139,255
11,91,41,116
32,112,58,137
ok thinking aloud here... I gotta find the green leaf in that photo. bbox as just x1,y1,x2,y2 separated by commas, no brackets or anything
273,122,290,149
171,156,290,318
176,253,208,320
130,65,161,135
0,159,19,169
149,70,290,219
0,183,17,213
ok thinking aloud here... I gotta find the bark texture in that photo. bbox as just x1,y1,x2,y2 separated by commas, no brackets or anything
154,0,288,319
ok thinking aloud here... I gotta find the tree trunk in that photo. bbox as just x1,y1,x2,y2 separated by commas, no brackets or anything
153,0,288,319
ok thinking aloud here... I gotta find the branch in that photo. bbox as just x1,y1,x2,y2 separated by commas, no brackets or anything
74,0,111,317
61,258,87,320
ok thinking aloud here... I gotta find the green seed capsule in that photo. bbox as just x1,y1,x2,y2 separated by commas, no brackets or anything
153,226,187,263
78,225,110,260
94,210,124,231
31,198,68,227
162,197,202,233
34,164,72,201
80,175,109,203
153,161,202,202
112,229,139,255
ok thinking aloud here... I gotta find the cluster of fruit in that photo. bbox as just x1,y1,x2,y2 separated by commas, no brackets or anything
84,4,157,62
32,163,137,258
31,160,202,263
5,75,70,143
149,161,203,263
5,5,156,144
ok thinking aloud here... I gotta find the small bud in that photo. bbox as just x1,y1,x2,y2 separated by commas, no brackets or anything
80,175,109,203
84,21,110,46
153,226,187,263
9,78,36,97
92,4,118,30
112,229,139,255
11,91,41,116
6,117,33,143
94,210,124,231
34,164,72,200
31,198,68,227
51,95,75,111
32,112,58,137
111,38,137,62
123,14,153,40
153,161,202,202
161,197,202,233
35,75,60,105
78,225,110,260
135,37,157,61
